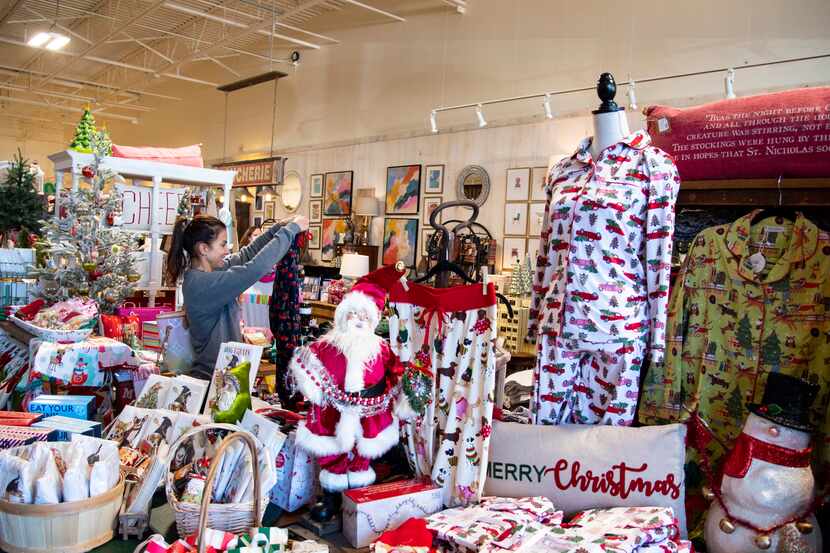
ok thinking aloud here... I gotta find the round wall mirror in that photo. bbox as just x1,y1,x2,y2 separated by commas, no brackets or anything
280,170,303,213
456,165,490,206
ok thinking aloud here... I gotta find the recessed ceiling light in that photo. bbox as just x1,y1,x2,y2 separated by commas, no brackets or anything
27,32,51,48
28,32,71,50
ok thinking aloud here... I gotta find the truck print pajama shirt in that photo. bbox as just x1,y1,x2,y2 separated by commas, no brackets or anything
528,130,679,426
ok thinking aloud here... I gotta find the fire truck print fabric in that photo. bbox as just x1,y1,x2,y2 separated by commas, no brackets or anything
639,211,830,528
529,130,679,426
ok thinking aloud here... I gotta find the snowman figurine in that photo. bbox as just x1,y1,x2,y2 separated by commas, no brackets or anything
704,373,822,553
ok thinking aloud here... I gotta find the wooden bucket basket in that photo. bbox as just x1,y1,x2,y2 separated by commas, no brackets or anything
0,472,126,553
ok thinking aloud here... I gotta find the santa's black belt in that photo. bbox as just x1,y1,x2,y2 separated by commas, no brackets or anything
345,380,386,399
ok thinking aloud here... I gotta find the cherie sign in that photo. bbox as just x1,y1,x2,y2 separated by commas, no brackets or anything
116,184,187,233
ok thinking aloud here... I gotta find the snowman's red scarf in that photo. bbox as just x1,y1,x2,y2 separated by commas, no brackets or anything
721,432,812,479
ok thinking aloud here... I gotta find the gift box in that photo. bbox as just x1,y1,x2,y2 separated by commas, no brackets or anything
342,479,443,549
27,394,96,420
143,321,161,351
270,430,317,512
33,415,102,441
0,411,41,426
228,528,289,553
0,424,55,448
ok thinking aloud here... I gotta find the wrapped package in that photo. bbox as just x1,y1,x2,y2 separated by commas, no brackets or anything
34,446,61,504
62,446,90,502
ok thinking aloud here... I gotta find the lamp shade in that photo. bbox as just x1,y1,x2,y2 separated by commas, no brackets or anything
354,188,379,216
340,253,370,279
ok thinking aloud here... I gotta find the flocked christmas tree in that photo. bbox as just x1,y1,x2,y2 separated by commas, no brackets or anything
31,130,139,313
69,106,96,153
508,254,533,297
0,149,44,246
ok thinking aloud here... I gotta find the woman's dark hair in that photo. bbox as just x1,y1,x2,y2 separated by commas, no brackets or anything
165,214,226,283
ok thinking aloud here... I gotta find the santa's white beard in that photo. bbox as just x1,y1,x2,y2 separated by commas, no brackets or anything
322,327,382,393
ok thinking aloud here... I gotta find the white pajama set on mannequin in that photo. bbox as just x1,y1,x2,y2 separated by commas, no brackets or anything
529,130,679,426
388,281,497,508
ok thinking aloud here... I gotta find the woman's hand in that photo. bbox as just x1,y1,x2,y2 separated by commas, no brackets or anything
291,214,309,231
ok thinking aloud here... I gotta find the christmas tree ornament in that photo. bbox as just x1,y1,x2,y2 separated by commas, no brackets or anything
127,273,141,283
82,262,96,272
111,244,121,254
81,166,95,179
703,373,823,553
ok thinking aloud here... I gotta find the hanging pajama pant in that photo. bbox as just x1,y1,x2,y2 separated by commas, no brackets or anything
388,281,497,508
269,235,302,408
534,335,645,426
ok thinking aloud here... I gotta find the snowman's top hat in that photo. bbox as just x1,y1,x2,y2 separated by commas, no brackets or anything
748,372,818,432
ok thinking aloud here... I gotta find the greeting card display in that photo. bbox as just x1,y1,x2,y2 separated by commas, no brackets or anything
203,342,263,418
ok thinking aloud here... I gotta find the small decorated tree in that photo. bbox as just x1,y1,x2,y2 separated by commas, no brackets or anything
32,130,138,313
508,255,533,297
69,107,97,153
0,149,44,246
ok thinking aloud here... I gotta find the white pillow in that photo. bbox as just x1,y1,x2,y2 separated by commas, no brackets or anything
483,421,688,537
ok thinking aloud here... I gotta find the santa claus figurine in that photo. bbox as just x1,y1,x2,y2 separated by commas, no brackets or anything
290,265,416,522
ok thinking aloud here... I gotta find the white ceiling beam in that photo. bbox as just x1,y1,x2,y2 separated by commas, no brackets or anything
35,0,169,89
232,0,341,43
21,6,93,45
0,82,155,112
0,0,24,26
0,35,218,87
207,56,240,77
442,0,467,14
106,35,168,44
0,62,182,100
339,0,405,22
0,112,77,127
0,95,139,123
105,0,328,101
7,15,101,24
120,31,174,63
160,2,321,49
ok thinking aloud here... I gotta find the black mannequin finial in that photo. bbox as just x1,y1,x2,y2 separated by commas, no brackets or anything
593,72,624,114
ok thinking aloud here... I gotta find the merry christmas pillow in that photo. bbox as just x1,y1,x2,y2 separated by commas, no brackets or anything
483,421,688,536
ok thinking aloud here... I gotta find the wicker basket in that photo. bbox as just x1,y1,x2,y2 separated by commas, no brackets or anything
165,423,267,538
0,472,125,553
10,314,95,343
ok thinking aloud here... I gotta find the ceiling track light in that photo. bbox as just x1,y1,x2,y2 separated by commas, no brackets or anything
475,103,487,128
430,110,438,134
627,79,637,110
27,31,70,50
543,93,553,120
724,68,736,99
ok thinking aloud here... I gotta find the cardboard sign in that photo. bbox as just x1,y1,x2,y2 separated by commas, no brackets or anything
116,184,187,233
646,87,830,180
483,420,688,536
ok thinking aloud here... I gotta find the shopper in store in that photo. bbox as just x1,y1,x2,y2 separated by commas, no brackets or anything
238,224,262,248
165,213,308,379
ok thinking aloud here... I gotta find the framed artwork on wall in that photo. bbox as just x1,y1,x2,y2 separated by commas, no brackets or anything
386,165,421,215
309,199,322,223
531,166,548,201
382,217,418,267
421,228,436,257
528,202,546,236
255,193,263,211
423,196,442,224
504,203,528,235
264,201,275,221
323,171,353,216
505,167,531,202
424,164,444,194
253,216,262,228
310,174,324,198
527,238,540,269
308,226,321,249
321,218,349,262
501,237,525,270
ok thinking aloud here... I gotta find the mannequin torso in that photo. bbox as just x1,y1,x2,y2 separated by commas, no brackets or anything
590,110,630,159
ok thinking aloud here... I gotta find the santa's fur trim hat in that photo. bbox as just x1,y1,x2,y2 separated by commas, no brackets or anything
335,264,406,327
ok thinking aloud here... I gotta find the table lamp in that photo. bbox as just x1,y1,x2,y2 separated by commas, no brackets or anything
353,189,379,245
340,253,370,282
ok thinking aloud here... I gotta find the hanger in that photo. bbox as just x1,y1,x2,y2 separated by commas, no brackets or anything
750,175,797,225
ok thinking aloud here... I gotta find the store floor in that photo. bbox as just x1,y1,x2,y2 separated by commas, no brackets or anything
89,502,361,553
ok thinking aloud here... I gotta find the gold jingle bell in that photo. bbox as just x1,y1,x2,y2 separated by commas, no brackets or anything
795,521,813,534
719,518,736,534
127,273,141,283
702,486,715,501
753,534,772,550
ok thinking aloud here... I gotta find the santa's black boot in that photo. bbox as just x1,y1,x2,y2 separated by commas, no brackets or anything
309,490,342,522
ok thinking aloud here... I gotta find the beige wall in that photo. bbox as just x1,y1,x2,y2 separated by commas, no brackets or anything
5,0,830,267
